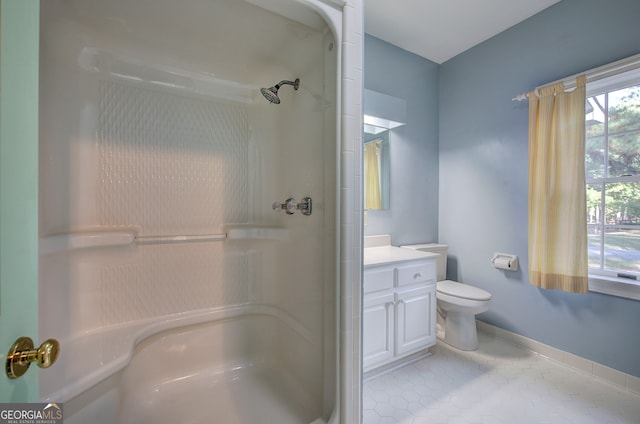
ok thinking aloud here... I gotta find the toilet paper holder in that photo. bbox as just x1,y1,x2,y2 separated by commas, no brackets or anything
492,253,518,271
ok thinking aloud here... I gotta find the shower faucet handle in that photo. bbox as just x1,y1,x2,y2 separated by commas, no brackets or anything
272,197,297,215
296,197,312,216
272,196,312,216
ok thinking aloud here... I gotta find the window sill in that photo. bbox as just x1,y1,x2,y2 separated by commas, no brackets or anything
589,275,640,301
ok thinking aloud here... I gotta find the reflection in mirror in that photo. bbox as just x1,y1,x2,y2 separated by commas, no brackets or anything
364,131,390,210
363,89,404,211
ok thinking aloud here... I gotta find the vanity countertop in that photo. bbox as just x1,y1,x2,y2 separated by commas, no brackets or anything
364,245,437,268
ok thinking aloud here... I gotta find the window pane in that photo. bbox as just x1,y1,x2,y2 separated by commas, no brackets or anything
603,182,640,224
587,183,603,269
585,135,605,179
585,76,640,281
608,85,640,133
586,94,605,136
608,131,640,177
604,229,640,273
602,182,640,273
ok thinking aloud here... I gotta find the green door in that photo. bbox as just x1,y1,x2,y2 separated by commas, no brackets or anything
0,0,40,402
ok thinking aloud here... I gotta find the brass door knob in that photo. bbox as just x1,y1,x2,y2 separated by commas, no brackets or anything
6,337,60,379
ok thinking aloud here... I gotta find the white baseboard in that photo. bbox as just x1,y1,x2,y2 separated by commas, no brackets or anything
476,321,640,397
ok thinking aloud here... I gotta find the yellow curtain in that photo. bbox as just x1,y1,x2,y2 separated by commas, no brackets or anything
364,141,382,210
528,75,588,293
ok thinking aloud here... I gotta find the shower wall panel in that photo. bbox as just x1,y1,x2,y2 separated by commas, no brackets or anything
41,77,254,333
38,1,270,337
97,79,249,236
96,80,252,326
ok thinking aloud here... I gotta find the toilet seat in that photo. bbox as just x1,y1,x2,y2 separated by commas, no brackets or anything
437,280,491,301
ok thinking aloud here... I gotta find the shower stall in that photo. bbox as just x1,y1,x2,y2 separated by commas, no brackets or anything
36,0,362,422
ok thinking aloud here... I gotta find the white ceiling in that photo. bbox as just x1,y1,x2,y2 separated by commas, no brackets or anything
365,0,562,64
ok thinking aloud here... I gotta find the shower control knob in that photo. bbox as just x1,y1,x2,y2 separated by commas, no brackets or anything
284,198,297,214
272,198,297,215
296,197,312,216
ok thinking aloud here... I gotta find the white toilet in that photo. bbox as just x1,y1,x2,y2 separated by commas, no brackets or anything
402,244,491,351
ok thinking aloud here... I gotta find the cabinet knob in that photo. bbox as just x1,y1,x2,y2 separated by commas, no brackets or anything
413,273,422,279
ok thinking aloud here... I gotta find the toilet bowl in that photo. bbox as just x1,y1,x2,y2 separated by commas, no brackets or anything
436,279,491,350
401,244,492,351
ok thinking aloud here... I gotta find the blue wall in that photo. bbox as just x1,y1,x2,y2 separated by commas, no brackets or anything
439,0,640,377
364,35,439,245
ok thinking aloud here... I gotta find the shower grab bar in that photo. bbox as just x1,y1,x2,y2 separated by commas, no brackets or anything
40,223,292,253
134,234,226,245
39,231,227,254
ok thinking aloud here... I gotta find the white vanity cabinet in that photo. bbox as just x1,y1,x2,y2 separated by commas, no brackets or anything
362,250,437,372
363,291,395,367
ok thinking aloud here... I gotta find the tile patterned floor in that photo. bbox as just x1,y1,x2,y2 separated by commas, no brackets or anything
363,331,640,424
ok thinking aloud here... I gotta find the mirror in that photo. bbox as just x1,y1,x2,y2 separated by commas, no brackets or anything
363,89,405,211
364,130,390,210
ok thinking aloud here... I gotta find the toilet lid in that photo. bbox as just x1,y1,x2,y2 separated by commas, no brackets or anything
437,280,491,301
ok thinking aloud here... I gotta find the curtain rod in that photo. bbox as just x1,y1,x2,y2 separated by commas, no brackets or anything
512,52,640,101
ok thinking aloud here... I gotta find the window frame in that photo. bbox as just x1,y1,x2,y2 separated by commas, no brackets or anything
585,67,640,300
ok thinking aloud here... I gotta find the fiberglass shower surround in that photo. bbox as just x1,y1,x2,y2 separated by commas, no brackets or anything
38,0,343,422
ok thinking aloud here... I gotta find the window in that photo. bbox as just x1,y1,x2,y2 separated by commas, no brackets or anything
585,68,640,299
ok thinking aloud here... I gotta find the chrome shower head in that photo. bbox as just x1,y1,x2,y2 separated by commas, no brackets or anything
260,86,281,104
260,78,300,104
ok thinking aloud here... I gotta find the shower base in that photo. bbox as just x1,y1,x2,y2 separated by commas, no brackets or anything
64,307,326,424
121,363,316,423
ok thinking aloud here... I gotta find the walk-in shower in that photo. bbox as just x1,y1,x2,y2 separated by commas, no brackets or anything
36,0,360,422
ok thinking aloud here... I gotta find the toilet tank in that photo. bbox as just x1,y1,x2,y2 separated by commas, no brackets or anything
402,244,448,281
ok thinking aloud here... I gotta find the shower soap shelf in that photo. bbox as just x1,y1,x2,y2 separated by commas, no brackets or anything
39,231,136,254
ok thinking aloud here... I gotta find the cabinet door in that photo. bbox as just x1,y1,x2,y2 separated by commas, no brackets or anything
362,292,395,371
396,284,436,355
